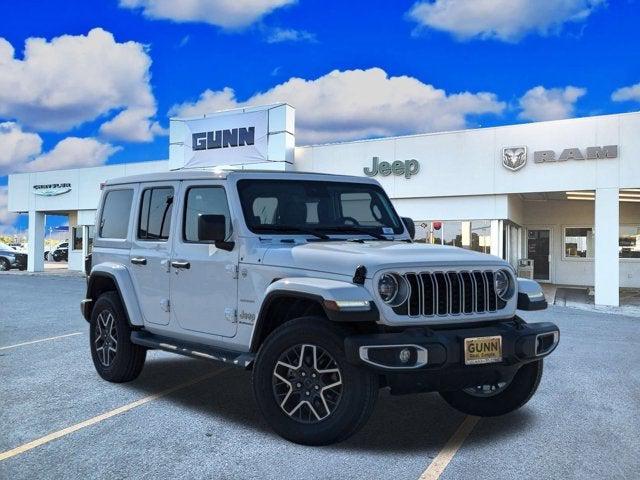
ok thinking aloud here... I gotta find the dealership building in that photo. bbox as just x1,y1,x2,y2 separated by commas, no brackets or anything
7,105,640,307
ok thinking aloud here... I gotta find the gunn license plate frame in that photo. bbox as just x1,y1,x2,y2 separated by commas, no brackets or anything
464,335,503,365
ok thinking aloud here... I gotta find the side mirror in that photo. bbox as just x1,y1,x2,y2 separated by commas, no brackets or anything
401,217,415,240
517,278,547,310
198,214,234,251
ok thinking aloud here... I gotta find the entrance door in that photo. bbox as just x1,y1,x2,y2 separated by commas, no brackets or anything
170,182,238,338
527,229,551,281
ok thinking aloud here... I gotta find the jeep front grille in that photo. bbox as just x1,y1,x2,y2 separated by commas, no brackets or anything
393,270,506,317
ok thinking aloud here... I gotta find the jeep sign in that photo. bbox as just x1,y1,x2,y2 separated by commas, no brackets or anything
364,157,420,179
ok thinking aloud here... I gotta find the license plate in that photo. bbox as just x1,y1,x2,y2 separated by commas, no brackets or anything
464,335,502,365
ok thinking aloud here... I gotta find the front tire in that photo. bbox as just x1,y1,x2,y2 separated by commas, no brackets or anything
252,317,378,445
0,258,10,271
439,360,543,417
90,292,146,383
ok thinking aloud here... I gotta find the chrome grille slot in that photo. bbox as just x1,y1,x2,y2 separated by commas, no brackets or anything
447,272,462,314
420,273,436,315
473,271,486,312
434,272,448,315
460,271,474,313
405,273,421,317
393,269,504,318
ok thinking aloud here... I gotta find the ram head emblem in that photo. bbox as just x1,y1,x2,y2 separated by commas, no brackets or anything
502,146,527,171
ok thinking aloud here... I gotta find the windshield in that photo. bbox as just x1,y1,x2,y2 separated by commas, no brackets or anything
237,179,404,237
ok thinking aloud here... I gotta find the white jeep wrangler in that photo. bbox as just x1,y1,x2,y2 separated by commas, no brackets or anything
81,170,559,445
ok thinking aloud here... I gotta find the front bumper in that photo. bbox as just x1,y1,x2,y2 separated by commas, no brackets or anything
344,318,559,394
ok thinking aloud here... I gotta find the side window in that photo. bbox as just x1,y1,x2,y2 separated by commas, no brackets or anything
138,187,174,241
184,186,231,242
99,189,133,239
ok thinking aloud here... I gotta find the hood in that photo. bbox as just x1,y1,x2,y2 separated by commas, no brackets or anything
261,241,511,278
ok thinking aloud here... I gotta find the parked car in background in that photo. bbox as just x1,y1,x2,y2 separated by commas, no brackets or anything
45,241,69,261
8,243,26,253
51,242,69,262
0,242,27,271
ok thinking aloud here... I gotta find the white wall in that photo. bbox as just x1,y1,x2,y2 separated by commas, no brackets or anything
295,111,640,199
8,160,168,213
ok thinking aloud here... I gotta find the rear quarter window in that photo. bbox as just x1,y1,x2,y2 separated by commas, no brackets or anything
99,189,134,239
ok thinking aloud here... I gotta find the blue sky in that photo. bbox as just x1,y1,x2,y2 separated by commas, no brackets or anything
0,0,639,233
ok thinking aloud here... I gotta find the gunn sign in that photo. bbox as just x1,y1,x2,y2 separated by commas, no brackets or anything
364,157,420,179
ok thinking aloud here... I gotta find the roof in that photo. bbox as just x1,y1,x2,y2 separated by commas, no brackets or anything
105,168,375,186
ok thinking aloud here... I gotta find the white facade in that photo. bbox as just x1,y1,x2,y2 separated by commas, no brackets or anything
8,111,640,306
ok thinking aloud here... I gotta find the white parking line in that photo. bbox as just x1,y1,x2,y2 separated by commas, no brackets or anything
0,332,83,350
0,368,228,462
419,415,479,480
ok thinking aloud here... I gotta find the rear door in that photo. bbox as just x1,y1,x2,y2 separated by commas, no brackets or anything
129,182,179,326
170,181,238,337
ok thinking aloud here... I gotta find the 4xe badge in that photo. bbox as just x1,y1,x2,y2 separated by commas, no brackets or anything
502,146,527,172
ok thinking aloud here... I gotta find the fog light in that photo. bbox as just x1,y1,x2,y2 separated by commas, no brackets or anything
399,348,411,364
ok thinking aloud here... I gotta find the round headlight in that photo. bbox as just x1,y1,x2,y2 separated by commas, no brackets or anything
378,273,409,307
494,269,514,300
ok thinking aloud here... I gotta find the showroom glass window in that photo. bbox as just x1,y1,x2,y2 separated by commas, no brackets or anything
99,189,133,239
72,227,82,250
564,227,595,258
413,220,491,254
620,225,640,259
138,187,174,241
183,187,232,242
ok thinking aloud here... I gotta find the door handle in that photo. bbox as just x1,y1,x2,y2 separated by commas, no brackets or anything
171,260,191,270
131,257,147,266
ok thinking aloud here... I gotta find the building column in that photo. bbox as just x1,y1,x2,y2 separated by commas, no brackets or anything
461,221,471,249
81,225,89,274
490,220,503,258
27,210,45,272
594,188,619,306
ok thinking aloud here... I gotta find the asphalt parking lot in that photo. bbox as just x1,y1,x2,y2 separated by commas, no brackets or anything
1,275,639,480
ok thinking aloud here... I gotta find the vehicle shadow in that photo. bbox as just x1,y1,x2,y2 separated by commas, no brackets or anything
123,355,536,453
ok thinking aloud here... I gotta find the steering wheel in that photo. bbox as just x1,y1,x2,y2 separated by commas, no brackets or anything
337,216,361,226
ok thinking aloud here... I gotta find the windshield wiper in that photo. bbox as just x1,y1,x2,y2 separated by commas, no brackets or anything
252,225,330,240
320,226,390,240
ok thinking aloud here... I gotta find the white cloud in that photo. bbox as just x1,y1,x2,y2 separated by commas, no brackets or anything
0,28,162,142
170,67,505,144
0,186,17,227
408,0,605,42
22,137,121,173
0,122,43,175
100,106,167,142
518,86,586,122
119,0,296,29
0,122,119,174
611,82,640,103
266,28,317,43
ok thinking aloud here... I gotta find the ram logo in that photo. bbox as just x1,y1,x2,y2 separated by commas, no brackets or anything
502,146,527,171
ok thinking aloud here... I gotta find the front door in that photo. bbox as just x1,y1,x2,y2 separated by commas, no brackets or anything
527,229,551,281
129,182,178,326
170,182,238,338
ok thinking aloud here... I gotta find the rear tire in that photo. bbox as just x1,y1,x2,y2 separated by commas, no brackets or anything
252,317,378,445
90,291,146,383
0,258,10,271
439,360,543,417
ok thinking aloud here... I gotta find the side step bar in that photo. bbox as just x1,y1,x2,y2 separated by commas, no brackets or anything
131,331,255,369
